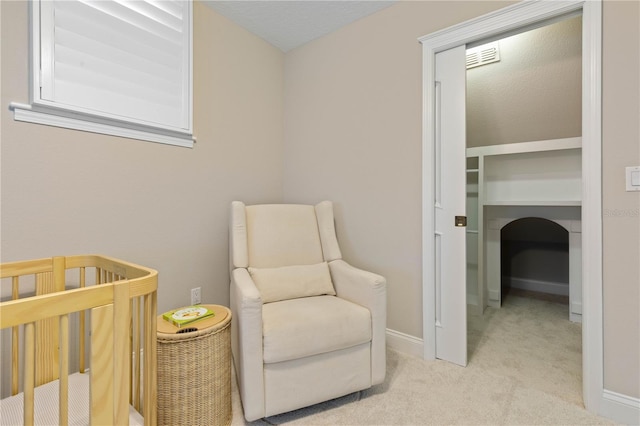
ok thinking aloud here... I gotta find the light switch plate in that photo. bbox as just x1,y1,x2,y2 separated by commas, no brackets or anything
626,166,640,192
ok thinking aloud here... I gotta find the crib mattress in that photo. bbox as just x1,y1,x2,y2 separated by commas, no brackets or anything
0,372,144,426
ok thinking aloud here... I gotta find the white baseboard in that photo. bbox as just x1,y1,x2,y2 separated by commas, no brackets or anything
600,390,640,425
386,328,423,358
507,276,569,296
467,293,478,306
488,289,500,307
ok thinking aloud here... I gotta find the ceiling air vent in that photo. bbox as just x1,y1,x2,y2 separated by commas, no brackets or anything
466,42,500,69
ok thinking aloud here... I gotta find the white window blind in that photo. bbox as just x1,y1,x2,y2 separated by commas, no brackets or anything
12,0,193,147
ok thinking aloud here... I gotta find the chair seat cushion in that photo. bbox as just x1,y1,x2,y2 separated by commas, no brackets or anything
262,295,372,364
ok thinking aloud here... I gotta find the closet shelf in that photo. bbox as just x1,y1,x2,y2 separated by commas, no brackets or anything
466,137,581,157
484,200,581,206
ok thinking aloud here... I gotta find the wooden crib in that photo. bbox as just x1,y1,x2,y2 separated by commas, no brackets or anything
0,255,158,425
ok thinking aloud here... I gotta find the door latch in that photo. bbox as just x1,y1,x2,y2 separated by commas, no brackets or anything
455,216,467,227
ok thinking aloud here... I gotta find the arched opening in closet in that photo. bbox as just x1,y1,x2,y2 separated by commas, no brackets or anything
501,217,569,304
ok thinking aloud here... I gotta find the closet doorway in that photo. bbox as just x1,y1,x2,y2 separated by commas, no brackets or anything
419,0,603,412
464,16,584,403
465,13,583,314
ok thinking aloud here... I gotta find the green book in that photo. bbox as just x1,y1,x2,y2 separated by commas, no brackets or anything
162,305,215,328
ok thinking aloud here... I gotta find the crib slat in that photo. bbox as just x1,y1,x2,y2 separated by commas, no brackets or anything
24,322,35,426
134,297,141,410
59,314,69,426
91,303,114,425
53,256,66,291
12,276,19,396
35,271,59,385
113,282,131,426
144,291,158,426
129,299,134,405
79,267,86,373
31,257,65,386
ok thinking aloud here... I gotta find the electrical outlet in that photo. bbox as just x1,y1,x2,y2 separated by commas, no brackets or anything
191,287,201,305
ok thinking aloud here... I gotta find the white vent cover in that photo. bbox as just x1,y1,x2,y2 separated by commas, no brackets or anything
466,42,501,69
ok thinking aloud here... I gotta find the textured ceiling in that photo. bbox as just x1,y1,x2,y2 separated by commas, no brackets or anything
202,1,396,52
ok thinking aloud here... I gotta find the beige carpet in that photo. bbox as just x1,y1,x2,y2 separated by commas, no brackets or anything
231,292,615,425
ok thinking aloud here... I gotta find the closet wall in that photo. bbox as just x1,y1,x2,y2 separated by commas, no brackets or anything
467,15,582,147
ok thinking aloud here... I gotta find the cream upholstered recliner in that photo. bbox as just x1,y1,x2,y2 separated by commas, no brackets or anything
229,201,386,421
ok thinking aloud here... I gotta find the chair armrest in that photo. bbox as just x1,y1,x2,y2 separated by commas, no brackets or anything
329,259,386,312
230,268,266,421
328,259,387,385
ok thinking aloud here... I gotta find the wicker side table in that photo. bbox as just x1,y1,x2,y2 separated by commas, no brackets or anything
157,304,232,426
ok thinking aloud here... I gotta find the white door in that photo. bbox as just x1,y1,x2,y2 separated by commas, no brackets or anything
434,45,467,366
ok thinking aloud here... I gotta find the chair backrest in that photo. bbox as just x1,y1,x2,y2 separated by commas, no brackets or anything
230,201,342,269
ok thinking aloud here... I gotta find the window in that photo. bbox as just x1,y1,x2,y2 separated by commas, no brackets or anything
11,0,193,148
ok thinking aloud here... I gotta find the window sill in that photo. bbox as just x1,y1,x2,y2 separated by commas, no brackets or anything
9,102,194,148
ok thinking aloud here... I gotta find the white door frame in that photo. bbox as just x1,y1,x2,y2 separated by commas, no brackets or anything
420,0,602,413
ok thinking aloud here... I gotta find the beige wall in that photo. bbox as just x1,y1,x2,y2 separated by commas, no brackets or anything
283,0,639,399
0,1,285,315
602,0,640,399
